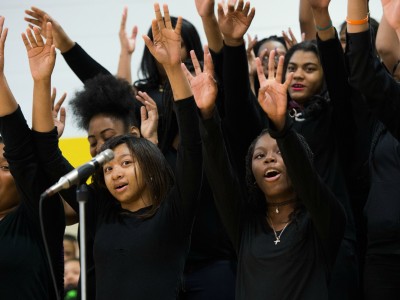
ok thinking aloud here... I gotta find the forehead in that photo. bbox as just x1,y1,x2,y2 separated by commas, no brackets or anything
254,134,278,150
88,114,126,136
110,143,132,159
259,40,286,52
288,50,320,65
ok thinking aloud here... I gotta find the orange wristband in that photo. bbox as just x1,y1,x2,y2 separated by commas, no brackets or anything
346,15,369,25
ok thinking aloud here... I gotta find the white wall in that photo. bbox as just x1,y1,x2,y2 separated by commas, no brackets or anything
2,0,382,138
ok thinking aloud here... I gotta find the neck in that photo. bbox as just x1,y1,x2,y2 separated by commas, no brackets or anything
122,189,153,213
266,198,297,228
0,206,18,221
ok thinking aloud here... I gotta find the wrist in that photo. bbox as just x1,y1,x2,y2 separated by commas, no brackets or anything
200,107,214,120
145,135,158,146
224,37,244,47
201,14,217,22
58,39,75,53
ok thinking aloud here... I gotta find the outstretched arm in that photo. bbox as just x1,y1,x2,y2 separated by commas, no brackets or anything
299,0,317,41
116,7,138,84
308,0,335,41
25,6,74,53
25,6,111,83
195,0,223,53
0,18,18,116
376,3,400,75
218,0,262,183
346,0,400,139
182,44,243,249
257,51,345,263
144,3,201,227
22,22,56,133
143,3,192,101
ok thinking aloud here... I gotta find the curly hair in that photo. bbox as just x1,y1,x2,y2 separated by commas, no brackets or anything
69,74,138,131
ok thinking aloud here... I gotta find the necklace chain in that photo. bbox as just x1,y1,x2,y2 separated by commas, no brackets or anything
268,216,290,245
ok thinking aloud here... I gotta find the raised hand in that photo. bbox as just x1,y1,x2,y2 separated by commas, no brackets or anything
143,3,182,69
119,7,138,56
382,0,400,31
217,0,255,46
0,16,7,76
24,6,74,53
256,50,293,131
182,45,217,119
246,33,258,75
282,28,304,50
195,0,216,18
51,87,67,138
21,22,56,81
136,91,159,145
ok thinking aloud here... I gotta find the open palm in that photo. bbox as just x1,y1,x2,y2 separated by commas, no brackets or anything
382,0,400,30
22,24,55,81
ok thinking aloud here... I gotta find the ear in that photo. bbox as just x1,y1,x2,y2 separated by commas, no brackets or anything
129,126,141,137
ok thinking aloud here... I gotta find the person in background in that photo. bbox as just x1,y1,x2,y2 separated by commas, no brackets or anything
0,17,65,299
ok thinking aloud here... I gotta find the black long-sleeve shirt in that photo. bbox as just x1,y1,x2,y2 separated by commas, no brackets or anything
201,110,345,299
34,97,203,299
346,28,400,255
0,107,65,299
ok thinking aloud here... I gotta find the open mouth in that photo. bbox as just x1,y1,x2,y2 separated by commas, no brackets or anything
264,169,281,181
115,183,128,191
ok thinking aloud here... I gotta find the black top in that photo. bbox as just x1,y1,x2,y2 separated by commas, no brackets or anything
0,107,65,299
215,38,356,243
201,110,345,299
62,42,236,264
34,97,203,299
346,28,400,255
346,29,400,141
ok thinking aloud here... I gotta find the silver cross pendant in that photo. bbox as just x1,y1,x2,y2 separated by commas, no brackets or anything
274,238,280,245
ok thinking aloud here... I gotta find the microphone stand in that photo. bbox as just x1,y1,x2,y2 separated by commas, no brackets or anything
77,184,88,300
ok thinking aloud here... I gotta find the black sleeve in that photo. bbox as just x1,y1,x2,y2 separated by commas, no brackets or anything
172,97,203,229
221,43,264,182
346,28,400,140
209,49,226,118
32,129,78,211
200,109,244,251
62,43,112,83
270,119,346,265
32,128,103,240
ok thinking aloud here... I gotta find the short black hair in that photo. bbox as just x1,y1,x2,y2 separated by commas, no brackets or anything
69,74,138,131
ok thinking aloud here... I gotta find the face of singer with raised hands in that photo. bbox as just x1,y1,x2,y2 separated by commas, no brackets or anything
251,133,295,201
103,143,150,212
285,50,324,105
0,143,20,219
88,114,140,158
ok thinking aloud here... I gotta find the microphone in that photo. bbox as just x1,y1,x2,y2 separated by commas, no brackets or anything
42,149,114,197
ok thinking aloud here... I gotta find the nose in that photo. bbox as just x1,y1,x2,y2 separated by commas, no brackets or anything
110,165,123,180
264,152,276,163
96,142,103,155
293,68,304,79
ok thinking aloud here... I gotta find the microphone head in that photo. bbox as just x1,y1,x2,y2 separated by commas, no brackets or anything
101,149,115,162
